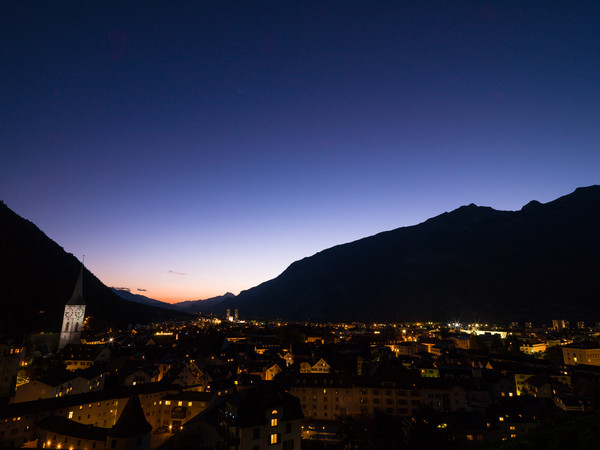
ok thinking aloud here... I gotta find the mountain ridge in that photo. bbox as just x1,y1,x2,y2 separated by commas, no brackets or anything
216,185,600,323
110,288,233,313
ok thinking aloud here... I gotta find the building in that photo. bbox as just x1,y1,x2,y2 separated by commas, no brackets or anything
59,266,86,350
562,346,600,366
519,342,546,356
0,342,22,400
59,344,111,371
105,393,152,450
552,320,569,331
37,393,152,450
152,391,213,432
0,383,177,448
12,369,105,403
161,385,303,450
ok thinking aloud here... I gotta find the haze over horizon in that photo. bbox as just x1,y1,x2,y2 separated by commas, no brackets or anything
3,1,599,302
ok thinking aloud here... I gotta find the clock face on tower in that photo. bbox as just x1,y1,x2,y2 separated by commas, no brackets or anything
75,307,84,318
64,309,73,318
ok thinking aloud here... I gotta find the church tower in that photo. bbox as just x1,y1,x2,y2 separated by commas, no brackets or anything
59,265,86,350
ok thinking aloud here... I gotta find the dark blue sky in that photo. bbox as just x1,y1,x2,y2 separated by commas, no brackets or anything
2,1,599,301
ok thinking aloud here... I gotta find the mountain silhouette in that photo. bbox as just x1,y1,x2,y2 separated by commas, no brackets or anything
111,288,233,313
218,186,600,324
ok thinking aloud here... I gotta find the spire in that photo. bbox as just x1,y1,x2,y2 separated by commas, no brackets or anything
66,263,85,305
107,392,152,437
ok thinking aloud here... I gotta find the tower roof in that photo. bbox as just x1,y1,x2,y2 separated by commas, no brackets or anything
107,392,152,437
66,264,85,305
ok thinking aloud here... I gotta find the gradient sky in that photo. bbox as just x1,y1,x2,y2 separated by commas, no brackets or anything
2,1,599,302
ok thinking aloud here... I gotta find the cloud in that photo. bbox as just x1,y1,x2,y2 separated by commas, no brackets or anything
111,286,130,292
167,270,187,276
137,288,147,292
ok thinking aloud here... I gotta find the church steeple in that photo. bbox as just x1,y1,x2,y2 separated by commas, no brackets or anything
66,264,85,305
59,263,87,350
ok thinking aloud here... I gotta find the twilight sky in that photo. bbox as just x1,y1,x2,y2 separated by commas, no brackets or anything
2,1,599,302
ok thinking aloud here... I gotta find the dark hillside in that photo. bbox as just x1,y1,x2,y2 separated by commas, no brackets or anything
0,202,191,339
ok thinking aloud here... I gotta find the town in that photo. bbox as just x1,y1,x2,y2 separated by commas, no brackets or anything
1,272,600,449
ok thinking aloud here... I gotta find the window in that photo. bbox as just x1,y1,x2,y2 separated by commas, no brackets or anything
271,418,278,427
286,423,292,433
270,433,279,445
283,439,295,450
253,428,260,439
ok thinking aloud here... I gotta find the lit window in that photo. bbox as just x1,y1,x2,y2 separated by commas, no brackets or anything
165,401,171,406
271,418,278,427
68,411,73,419
270,434,278,444
271,409,278,415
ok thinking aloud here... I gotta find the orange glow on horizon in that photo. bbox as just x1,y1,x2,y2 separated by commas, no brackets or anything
104,276,237,304
144,289,231,304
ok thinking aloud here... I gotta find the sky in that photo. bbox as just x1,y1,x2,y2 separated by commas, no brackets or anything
2,1,599,302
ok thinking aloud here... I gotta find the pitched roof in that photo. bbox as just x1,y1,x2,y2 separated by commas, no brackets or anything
37,369,83,387
66,265,86,305
0,383,176,420
222,385,303,427
37,415,107,441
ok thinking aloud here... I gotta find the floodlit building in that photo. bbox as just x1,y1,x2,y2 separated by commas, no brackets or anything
562,346,600,366
59,265,86,350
